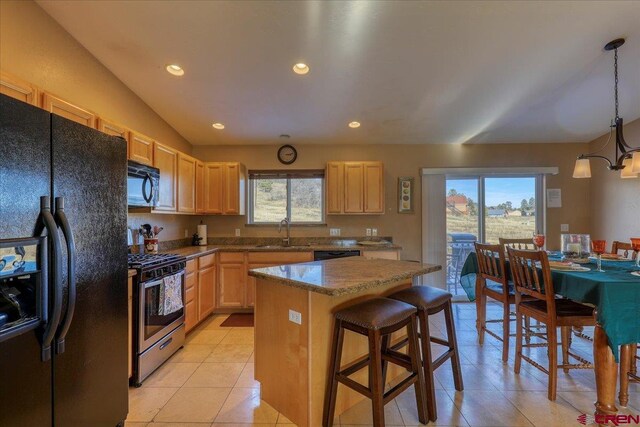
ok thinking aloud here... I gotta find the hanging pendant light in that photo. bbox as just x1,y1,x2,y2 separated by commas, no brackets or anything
573,38,640,179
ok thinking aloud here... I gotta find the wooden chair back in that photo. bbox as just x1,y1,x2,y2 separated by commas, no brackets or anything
474,242,509,295
506,247,555,314
499,237,535,251
612,241,634,258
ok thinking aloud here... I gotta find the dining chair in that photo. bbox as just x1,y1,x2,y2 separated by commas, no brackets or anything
611,241,634,259
619,344,640,407
507,247,595,401
474,243,536,362
499,237,536,251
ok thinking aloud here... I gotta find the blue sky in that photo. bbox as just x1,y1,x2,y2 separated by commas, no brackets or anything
446,177,535,207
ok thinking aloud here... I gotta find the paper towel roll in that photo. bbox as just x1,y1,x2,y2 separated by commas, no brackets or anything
197,224,207,246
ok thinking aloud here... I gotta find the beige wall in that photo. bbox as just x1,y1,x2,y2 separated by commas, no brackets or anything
1,0,198,240
0,0,192,154
193,143,592,260
589,118,640,243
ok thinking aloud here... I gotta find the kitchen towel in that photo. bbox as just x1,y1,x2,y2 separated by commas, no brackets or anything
197,223,207,246
158,273,183,315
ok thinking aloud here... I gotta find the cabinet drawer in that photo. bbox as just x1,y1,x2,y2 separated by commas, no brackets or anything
198,253,216,269
185,271,196,291
186,259,197,274
247,251,313,264
185,285,195,303
219,252,245,263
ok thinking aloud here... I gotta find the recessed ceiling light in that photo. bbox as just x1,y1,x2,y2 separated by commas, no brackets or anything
348,121,361,128
292,63,310,75
212,123,225,130
166,64,184,76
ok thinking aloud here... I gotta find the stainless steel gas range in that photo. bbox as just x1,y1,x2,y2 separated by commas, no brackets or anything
128,253,186,386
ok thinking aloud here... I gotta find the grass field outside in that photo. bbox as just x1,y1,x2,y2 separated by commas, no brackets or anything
447,214,536,244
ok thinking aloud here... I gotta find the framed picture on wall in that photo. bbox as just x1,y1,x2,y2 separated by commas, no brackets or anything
398,177,414,213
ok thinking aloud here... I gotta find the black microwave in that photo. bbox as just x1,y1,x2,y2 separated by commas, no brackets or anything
127,161,159,208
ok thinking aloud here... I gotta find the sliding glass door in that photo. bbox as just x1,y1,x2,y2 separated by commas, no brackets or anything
445,175,543,295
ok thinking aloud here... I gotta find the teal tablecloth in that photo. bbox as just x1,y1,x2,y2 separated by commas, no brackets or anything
459,252,640,361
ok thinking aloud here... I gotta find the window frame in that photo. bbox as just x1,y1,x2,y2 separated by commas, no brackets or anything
248,170,326,225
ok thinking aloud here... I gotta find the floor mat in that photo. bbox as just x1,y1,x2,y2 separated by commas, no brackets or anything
220,313,254,327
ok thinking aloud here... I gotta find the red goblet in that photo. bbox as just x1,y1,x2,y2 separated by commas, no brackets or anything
591,240,607,272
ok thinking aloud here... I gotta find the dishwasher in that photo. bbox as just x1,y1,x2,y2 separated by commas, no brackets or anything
313,250,361,261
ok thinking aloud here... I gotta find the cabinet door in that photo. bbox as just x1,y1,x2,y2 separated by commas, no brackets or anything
344,162,364,213
223,163,240,214
0,72,38,106
97,119,129,157
363,162,384,213
218,263,246,308
361,250,399,260
41,92,96,128
153,142,178,212
326,162,344,214
195,160,205,214
184,271,198,332
128,132,154,166
205,163,224,214
177,152,196,213
198,266,216,319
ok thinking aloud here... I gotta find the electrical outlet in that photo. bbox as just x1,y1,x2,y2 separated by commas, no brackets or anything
560,224,569,232
372,228,378,236
288,309,302,325
366,228,372,236
184,229,189,238
235,228,241,237
330,228,341,236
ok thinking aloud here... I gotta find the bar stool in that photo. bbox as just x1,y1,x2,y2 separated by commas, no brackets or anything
323,297,428,427
388,286,463,422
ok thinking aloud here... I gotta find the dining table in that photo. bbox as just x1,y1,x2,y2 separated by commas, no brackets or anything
459,252,640,418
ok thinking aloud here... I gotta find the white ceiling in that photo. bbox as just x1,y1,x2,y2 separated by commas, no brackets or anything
37,0,640,146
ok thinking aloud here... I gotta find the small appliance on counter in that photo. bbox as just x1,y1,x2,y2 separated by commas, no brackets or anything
192,233,202,246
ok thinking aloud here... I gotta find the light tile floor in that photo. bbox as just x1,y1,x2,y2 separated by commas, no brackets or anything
126,302,639,427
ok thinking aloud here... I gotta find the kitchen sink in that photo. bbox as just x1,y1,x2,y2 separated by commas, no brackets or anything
254,244,311,249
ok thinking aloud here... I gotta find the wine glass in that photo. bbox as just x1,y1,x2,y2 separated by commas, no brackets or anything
631,238,640,269
533,233,545,251
591,240,607,272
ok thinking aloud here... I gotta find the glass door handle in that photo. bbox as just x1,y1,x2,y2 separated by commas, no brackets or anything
38,196,63,362
54,197,76,355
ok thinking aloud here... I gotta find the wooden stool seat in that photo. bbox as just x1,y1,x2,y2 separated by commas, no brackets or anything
323,297,428,427
335,297,418,330
388,286,451,312
388,286,463,422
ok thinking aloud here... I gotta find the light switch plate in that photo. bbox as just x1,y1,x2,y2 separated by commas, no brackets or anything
366,228,372,236
184,229,189,238
372,228,378,236
330,228,341,236
560,224,569,232
235,228,241,237
288,309,302,325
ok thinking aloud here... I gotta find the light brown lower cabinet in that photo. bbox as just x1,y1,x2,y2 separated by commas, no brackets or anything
197,254,216,318
184,259,198,333
361,250,400,260
218,262,246,308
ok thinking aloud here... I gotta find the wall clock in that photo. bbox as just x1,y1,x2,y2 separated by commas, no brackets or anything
277,144,297,165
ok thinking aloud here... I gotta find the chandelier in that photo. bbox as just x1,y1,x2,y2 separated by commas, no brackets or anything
573,38,640,179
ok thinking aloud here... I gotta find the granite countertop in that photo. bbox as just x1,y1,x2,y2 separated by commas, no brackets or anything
162,243,403,260
248,257,441,296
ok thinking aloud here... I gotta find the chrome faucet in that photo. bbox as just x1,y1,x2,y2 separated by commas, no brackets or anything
278,217,291,247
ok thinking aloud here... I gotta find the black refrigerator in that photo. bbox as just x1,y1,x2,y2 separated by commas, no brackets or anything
0,94,129,426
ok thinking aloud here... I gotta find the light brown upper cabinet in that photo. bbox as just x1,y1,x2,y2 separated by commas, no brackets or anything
326,161,384,214
326,162,344,214
204,162,246,215
97,118,130,156
0,72,39,106
41,92,96,128
177,152,196,213
128,132,154,166
195,160,205,214
153,142,178,212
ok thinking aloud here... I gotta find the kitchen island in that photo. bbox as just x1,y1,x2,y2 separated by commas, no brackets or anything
249,257,441,427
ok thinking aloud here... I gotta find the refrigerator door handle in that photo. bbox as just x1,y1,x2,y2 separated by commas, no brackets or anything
39,196,63,362
54,197,76,355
